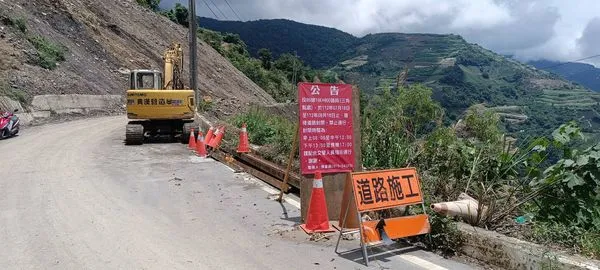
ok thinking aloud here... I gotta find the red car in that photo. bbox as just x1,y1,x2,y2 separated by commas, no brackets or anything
0,109,20,139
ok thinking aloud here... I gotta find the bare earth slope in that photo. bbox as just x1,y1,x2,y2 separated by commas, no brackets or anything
0,0,274,114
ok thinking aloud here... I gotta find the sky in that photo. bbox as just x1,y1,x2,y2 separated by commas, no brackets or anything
161,0,600,65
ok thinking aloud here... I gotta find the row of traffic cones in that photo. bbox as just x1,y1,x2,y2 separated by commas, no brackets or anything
188,123,331,234
187,123,252,156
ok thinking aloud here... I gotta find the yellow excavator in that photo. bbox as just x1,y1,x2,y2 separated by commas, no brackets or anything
125,42,196,145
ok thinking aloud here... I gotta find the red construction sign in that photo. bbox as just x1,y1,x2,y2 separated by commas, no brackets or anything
298,82,354,175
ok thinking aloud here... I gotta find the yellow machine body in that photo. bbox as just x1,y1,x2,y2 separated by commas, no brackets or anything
126,89,195,120
124,43,197,145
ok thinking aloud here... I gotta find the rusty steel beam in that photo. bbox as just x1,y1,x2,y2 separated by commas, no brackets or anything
234,153,301,189
211,150,289,192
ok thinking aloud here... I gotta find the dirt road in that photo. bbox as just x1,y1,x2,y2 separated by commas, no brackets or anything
0,116,476,269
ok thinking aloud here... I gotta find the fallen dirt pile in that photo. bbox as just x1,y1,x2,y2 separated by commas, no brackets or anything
0,0,274,116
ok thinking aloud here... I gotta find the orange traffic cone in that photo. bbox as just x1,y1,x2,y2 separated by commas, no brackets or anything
207,126,225,150
300,171,334,234
196,131,208,157
205,126,215,147
188,128,197,150
237,123,250,153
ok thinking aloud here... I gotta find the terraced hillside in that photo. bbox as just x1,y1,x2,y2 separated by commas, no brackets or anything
332,33,600,138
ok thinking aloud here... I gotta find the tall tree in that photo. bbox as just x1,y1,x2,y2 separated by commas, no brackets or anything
258,48,272,70
161,3,189,27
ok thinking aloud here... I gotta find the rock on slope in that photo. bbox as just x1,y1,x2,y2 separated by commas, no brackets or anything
0,0,274,116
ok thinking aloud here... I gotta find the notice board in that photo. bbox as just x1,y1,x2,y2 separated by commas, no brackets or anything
298,82,355,175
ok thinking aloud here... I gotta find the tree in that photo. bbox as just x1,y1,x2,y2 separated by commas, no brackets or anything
258,48,272,70
136,0,160,11
274,53,308,83
161,3,189,27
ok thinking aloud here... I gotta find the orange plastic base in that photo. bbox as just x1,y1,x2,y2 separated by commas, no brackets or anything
361,214,431,244
299,223,336,234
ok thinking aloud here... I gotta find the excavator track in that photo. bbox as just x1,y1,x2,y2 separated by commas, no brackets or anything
181,122,193,144
125,123,144,145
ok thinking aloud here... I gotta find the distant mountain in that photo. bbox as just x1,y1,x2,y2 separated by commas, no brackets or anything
198,18,600,139
198,17,357,68
529,60,600,92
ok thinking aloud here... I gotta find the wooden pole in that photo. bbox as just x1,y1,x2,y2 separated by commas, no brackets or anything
277,122,300,202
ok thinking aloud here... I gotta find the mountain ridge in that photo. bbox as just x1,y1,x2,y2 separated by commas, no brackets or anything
528,60,600,92
197,17,600,139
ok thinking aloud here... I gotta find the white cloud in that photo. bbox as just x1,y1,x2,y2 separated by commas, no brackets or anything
161,0,600,64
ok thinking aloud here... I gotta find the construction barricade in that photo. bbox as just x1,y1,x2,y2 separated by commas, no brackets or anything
335,167,431,266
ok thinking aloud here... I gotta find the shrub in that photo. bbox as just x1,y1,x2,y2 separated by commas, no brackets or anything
229,106,295,154
10,17,27,33
27,35,66,70
530,132,600,230
136,0,160,11
0,81,28,104
361,84,444,169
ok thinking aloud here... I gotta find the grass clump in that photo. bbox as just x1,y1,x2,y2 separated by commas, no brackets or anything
27,35,66,70
1,16,27,33
530,221,600,259
229,106,295,155
10,17,27,33
0,80,28,104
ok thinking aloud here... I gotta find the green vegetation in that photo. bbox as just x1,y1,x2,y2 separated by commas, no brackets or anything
195,18,600,141
10,17,27,33
27,35,66,70
136,0,161,11
160,3,188,27
0,80,28,104
529,60,600,93
228,106,295,156
2,15,67,70
158,4,341,102
198,17,356,68
360,84,600,258
1,16,27,33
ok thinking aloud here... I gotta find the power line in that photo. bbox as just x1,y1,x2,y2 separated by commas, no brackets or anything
208,0,228,20
201,0,219,19
223,0,242,21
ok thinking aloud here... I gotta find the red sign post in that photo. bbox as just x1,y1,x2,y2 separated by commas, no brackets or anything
298,82,354,175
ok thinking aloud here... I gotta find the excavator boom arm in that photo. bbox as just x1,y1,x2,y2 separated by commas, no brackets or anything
163,43,185,90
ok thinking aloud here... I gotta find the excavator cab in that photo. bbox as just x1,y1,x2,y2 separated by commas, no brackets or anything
130,69,162,90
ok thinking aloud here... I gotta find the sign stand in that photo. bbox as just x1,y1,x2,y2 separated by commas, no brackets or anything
277,123,300,202
334,168,431,266
334,185,370,265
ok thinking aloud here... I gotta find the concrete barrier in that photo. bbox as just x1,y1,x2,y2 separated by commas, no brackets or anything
458,222,600,270
31,94,124,115
0,94,125,126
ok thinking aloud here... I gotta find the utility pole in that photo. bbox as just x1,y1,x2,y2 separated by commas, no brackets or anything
188,0,199,109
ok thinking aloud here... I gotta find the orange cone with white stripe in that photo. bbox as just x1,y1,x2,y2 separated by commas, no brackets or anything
236,123,250,153
205,126,215,147
195,131,208,157
207,126,225,150
300,171,334,234
188,128,197,150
